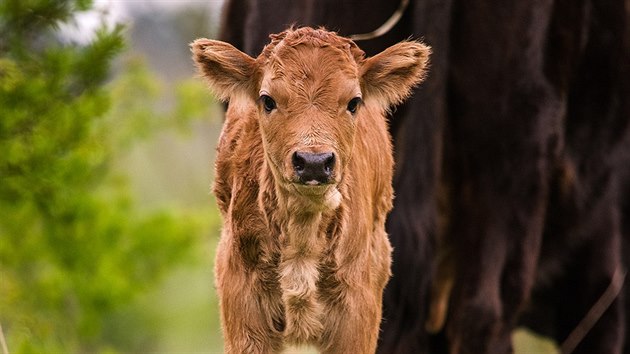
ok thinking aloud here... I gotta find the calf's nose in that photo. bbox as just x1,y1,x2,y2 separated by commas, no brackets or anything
292,151,335,185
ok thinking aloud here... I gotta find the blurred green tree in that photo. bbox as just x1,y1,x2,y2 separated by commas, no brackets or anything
0,1,217,352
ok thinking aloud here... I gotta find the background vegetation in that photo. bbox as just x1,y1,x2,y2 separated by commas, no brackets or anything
0,0,224,352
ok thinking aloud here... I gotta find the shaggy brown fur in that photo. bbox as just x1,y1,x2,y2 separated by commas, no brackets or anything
191,27,430,353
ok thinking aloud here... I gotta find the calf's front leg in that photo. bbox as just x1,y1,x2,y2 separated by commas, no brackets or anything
216,242,285,354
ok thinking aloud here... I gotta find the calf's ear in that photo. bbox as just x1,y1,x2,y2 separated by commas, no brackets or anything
191,39,258,101
360,41,431,108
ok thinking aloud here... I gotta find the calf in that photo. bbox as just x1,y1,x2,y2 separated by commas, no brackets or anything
191,27,430,353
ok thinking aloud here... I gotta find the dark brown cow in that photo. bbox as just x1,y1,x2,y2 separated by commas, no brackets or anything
217,1,630,354
517,1,630,353
436,2,629,354
192,27,430,353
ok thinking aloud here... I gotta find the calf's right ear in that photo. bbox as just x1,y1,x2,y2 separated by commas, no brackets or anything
191,39,258,101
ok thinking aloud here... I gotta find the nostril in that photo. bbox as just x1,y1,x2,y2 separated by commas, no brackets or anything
323,153,335,176
292,152,306,173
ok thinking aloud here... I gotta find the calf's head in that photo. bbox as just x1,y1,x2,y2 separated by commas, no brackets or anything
192,27,430,207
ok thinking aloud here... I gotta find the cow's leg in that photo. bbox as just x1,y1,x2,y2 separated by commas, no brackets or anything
499,207,547,334
445,156,551,348
552,175,625,354
447,178,548,354
447,253,505,354
447,0,560,352
555,241,624,354
316,245,390,354
551,0,629,351
520,161,626,354
446,73,554,354
215,236,285,354
217,272,285,353
318,285,382,354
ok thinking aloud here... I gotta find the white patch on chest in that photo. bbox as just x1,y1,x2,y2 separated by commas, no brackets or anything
278,210,326,344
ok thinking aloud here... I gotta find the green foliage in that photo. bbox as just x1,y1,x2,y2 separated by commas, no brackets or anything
106,56,215,143
0,1,219,352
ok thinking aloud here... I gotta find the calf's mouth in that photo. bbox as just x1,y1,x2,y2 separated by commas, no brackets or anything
290,183,342,211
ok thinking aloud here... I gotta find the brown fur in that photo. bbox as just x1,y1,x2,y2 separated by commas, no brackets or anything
191,27,430,353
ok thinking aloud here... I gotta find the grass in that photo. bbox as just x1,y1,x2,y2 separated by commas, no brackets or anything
514,328,559,354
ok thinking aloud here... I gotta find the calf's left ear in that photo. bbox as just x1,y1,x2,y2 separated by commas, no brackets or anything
191,38,258,101
360,41,431,108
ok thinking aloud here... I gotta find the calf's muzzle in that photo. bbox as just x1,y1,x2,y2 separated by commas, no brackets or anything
292,151,336,185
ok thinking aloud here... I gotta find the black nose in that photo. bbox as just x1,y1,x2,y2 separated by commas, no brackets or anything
292,151,335,185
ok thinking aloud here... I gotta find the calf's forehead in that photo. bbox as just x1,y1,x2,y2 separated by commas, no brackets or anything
260,44,362,100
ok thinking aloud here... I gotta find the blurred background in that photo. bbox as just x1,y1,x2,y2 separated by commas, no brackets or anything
0,0,227,352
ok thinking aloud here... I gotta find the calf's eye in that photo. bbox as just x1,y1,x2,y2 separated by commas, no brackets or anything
260,94,276,113
347,97,362,115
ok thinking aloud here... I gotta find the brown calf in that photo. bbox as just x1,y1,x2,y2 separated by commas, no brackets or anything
191,27,430,353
